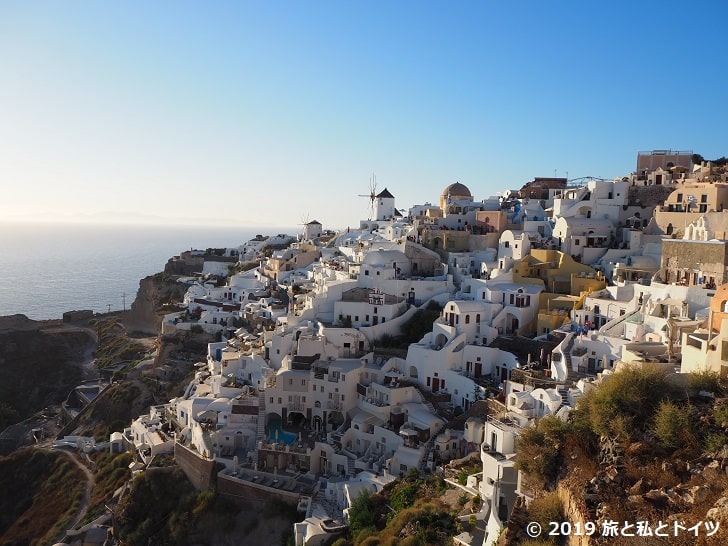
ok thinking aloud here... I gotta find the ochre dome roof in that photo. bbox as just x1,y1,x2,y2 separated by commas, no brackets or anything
442,182,472,198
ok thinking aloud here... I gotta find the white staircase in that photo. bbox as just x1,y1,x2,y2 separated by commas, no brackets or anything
563,335,574,375
256,389,266,443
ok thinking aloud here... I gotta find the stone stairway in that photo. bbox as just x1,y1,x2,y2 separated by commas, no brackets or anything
347,457,355,476
418,423,446,473
256,389,266,442
557,387,570,409
563,335,574,375
404,381,441,416
314,489,335,518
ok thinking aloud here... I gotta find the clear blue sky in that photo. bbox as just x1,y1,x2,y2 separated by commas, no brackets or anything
1,1,726,230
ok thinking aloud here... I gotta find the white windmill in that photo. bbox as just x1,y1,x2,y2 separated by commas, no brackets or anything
357,174,377,220
297,213,310,241
299,213,323,241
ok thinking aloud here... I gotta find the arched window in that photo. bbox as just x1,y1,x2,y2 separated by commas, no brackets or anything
465,315,470,324
476,313,481,323
666,223,673,235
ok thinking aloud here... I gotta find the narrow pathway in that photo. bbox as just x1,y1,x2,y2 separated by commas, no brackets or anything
77,324,100,380
53,448,95,541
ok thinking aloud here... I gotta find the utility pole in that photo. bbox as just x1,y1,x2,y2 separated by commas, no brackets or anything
122,292,126,312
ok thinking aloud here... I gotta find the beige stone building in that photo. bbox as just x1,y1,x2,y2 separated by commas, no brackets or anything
636,149,694,173
680,283,728,377
660,239,728,288
513,250,606,296
263,243,321,281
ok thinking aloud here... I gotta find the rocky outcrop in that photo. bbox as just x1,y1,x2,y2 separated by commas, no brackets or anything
164,251,204,275
123,277,159,334
124,274,188,335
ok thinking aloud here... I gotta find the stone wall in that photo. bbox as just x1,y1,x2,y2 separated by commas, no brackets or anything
556,483,592,546
403,241,444,277
217,473,299,505
662,240,728,285
174,442,217,491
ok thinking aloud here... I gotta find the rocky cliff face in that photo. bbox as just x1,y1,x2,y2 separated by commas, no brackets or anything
123,273,188,335
0,315,95,440
123,277,160,334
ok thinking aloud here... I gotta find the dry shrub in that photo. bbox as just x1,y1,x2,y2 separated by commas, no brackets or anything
624,459,680,490
562,433,599,480
652,400,693,450
578,364,681,438
526,491,565,544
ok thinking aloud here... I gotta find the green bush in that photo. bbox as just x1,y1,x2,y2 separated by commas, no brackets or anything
576,364,682,438
399,304,442,344
348,491,376,537
705,432,728,453
687,371,726,396
527,491,565,545
652,400,691,449
515,415,567,487
714,400,728,426
390,482,418,512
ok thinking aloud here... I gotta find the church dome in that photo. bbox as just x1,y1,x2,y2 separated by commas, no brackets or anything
441,182,472,200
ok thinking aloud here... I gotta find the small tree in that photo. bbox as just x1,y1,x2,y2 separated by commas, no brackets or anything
348,491,376,536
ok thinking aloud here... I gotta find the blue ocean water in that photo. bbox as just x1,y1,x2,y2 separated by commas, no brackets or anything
0,222,292,320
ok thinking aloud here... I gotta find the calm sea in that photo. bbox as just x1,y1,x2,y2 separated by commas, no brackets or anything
0,222,293,320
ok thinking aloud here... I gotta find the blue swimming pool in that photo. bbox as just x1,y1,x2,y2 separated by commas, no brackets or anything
267,423,298,445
